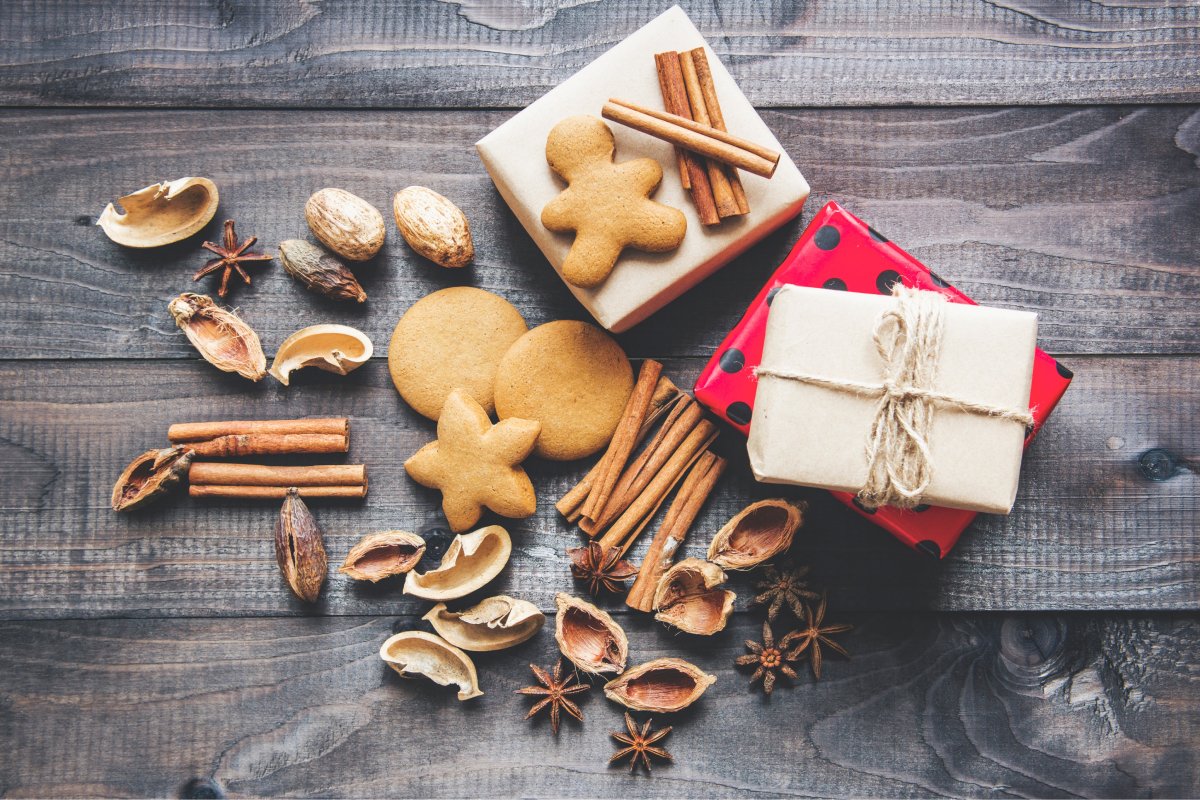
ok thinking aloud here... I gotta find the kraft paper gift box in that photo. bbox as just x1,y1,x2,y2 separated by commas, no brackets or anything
475,5,810,332
747,285,1038,515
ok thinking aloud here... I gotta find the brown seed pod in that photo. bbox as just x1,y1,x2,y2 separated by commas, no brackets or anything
305,188,386,262
168,292,267,381
392,186,474,268
707,498,805,570
403,525,512,601
554,593,628,676
97,177,219,248
379,631,483,701
338,530,426,582
603,657,716,713
278,239,367,302
274,488,328,602
111,445,194,512
423,595,545,652
652,558,735,636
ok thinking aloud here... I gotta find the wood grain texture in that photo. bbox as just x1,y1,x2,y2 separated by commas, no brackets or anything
0,355,1195,618
1,106,1198,359
1,0,1199,108
0,612,1196,797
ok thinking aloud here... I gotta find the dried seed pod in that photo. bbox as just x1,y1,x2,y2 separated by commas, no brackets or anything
268,324,373,386
111,445,194,512
278,239,367,302
403,525,511,601
707,498,805,570
554,593,628,676
423,595,545,652
305,188,386,262
338,530,426,582
603,657,716,713
97,177,219,248
379,630,483,701
274,488,328,602
168,292,267,381
652,558,736,636
392,186,474,268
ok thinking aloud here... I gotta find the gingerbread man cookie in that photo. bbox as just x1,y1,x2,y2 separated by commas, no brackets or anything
405,388,541,532
541,115,686,289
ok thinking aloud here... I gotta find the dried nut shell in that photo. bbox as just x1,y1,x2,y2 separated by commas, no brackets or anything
603,657,716,713
338,530,426,582
97,177,219,248
652,558,736,636
379,631,483,701
554,593,628,676
392,186,474,268
423,595,545,652
278,239,367,302
111,445,194,512
268,324,373,386
168,292,267,381
707,498,805,570
274,488,328,602
403,525,511,601
305,188,386,262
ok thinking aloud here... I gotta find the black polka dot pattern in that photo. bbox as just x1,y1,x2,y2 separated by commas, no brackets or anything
852,497,877,515
766,286,782,305
822,277,847,291
868,226,889,243
726,401,753,426
1056,361,1074,379
913,504,930,512
927,269,951,288
916,540,942,559
876,270,903,294
814,225,841,250
718,348,745,373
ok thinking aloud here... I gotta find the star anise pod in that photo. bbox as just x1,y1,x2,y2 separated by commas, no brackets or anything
609,712,672,774
786,592,852,680
735,620,806,694
515,659,589,735
193,219,273,298
568,541,638,596
753,560,821,621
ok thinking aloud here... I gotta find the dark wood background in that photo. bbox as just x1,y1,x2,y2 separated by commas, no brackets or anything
1,2,1198,797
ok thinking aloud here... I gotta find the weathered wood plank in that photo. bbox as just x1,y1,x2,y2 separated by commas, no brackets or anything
0,355,1195,618
1,106,1198,359
1,0,1198,108
0,613,1196,798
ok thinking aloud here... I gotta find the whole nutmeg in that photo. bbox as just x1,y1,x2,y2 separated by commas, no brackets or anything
304,188,386,262
392,186,474,268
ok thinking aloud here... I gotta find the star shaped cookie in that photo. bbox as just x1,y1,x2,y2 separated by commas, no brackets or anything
405,388,541,532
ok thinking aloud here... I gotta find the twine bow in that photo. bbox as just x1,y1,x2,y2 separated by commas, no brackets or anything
755,286,1034,510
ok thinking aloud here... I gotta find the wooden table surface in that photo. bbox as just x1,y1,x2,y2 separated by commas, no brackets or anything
2,2,1198,797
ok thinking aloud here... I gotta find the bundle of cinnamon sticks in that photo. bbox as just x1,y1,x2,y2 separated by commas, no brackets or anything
556,360,725,609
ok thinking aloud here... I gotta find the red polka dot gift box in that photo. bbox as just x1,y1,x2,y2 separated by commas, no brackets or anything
694,201,1073,558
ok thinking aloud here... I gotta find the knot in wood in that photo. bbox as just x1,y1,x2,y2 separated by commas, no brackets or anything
1138,448,1178,481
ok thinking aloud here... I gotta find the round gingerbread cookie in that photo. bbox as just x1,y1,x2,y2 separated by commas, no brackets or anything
389,287,528,420
494,320,633,461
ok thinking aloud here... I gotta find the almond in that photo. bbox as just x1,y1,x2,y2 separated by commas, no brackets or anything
392,186,474,268
304,188,386,262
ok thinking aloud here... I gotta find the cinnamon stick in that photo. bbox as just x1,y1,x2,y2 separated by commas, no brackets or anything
626,451,726,612
655,51,719,225
688,48,749,215
189,484,366,500
169,418,348,443
186,433,349,459
190,463,366,487
677,51,741,219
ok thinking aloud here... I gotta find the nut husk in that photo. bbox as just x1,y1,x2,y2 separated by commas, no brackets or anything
603,657,716,713
274,488,328,602
554,593,628,676
268,324,373,386
278,239,367,302
168,292,267,381
652,558,735,636
97,177,219,248
379,630,483,701
403,525,511,601
707,499,805,570
423,595,545,652
305,188,386,262
338,530,426,582
392,186,474,268
111,445,194,512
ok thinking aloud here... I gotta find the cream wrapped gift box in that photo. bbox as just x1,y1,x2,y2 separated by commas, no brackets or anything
476,5,810,332
747,286,1038,514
